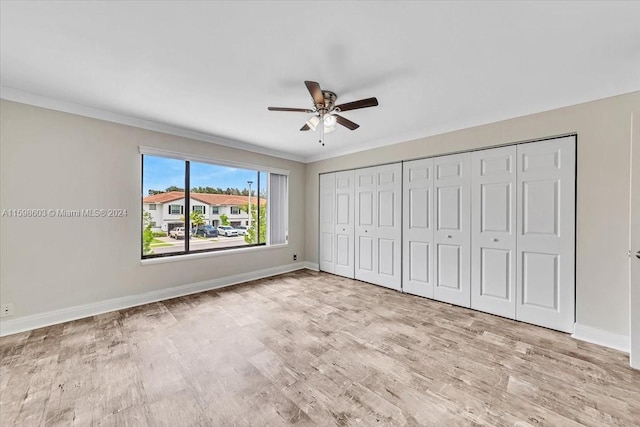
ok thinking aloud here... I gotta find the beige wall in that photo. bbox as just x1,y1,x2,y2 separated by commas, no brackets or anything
0,100,304,321
1,92,637,340
305,92,639,337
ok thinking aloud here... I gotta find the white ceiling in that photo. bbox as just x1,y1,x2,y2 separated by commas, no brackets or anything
1,1,639,163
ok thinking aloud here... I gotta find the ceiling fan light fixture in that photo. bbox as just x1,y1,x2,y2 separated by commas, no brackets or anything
324,114,337,127
306,115,320,131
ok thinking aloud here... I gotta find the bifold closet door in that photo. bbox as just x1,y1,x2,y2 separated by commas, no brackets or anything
334,170,355,278
403,158,435,298
516,136,575,333
433,153,471,306
319,173,336,274
355,163,402,290
471,146,517,318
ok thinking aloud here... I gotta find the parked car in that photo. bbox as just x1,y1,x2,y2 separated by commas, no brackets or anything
235,225,250,236
217,225,238,237
169,227,191,239
195,225,218,237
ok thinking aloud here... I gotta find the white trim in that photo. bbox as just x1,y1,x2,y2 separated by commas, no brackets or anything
1,86,304,163
139,146,290,176
302,261,320,271
572,323,630,353
141,242,288,266
0,263,310,337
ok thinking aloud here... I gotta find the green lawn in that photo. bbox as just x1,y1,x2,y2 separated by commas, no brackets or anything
150,238,172,247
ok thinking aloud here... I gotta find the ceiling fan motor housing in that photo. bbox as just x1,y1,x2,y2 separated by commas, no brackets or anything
319,91,337,113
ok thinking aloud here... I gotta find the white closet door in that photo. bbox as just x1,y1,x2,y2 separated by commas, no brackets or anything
319,173,336,274
355,163,402,290
403,158,434,298
334,170,355,278
376,163,402,290
433,153,471,307
355,167,378,284
516,136,575,332
471,146,517,318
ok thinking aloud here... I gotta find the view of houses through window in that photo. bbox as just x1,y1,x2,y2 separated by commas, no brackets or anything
141,154,284,258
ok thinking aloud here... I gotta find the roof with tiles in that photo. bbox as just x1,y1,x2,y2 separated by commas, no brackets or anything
143,191,265,206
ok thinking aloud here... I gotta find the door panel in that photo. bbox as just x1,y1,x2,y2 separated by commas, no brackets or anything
403,159,435,297
319,173,335,273
358,192,374,226
522,251,558,309
378,238,395,276
523,180,558,236
378,191,395,227
481,248,511,300
516,136,575,332
631,112,640,369
437,186,461,230
374,163,402,290
434,153,471,306
471,146,517,318
334,170,355,278
409,242,429,283
355,167,378,284
355,164,401,290
437,244,461,289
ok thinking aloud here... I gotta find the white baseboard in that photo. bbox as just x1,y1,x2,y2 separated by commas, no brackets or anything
572,323,630,353
0,262,311,337
302,261,319,271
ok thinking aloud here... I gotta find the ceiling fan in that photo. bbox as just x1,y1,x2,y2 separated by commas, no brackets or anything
268,81,379,146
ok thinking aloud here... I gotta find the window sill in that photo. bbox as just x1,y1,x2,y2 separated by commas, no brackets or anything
140,243,288,266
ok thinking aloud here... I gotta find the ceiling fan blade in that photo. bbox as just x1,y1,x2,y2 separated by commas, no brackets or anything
304,81,325,106
268,107,314,113
335,97,379,112
335,114,360,130
300,123,310,131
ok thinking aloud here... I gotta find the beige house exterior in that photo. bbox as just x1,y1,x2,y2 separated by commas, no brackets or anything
143,191,263,232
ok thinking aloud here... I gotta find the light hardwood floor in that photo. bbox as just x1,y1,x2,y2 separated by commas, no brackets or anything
1,270,639,426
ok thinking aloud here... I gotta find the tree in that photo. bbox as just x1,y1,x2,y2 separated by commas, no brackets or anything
180,211,205,231
242,202,267,244
142,211,154,255
219,213,230,226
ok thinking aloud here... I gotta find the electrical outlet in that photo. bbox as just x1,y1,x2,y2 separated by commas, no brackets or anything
1,303,14,318
293,254,297,261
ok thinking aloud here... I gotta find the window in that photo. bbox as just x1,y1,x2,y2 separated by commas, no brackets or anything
149,204,156,210
141,150,288,259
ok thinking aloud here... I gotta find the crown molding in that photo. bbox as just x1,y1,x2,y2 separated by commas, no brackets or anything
0,86,306,163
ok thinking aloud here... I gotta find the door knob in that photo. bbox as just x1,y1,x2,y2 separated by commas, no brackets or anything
636,251,640,259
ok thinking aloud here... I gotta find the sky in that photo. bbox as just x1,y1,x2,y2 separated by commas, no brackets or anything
142,155,264,196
